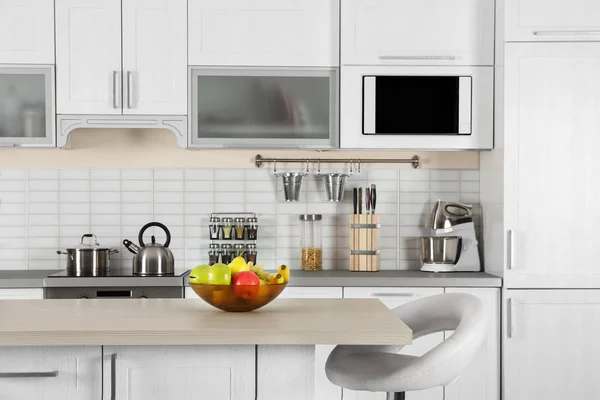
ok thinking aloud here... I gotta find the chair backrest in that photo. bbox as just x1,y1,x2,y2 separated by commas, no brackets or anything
391,292,488,387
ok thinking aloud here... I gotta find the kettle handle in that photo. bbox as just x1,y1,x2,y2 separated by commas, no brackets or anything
138,222,171,248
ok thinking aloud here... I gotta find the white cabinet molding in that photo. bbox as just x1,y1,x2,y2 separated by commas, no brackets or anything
56,115,188,148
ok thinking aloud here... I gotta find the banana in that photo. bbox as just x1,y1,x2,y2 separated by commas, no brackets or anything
277,264,290,283
269,273,285,284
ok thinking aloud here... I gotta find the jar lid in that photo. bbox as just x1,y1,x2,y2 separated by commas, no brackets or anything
246,244,256,249
299,214,322,221
247,217,258,223
209,216,221,222
222,217,233,223
209,243,220,249
221,244,232,249
233,244,246,249
234,217,245,223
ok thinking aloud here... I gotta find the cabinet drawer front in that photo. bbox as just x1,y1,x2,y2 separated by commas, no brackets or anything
505,290,600,399
0,347,101,400
506,0,600,42
189,0,339,67
0,0,54,64
342,0,494,66
279,287,342,299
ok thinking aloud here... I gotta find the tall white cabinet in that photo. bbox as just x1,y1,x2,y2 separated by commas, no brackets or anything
504,43,600,289
55,0,187,115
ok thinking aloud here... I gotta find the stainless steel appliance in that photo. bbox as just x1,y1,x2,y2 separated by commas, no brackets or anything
44,268,188,299
56,234,118,276
341,65,493,149
420,200,481,272
123,222,174,276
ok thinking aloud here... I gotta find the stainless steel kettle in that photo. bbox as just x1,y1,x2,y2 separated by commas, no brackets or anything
123,222,174,275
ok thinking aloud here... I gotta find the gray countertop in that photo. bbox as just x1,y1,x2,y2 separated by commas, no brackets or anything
187,270,502,288
0,270,59,288
1,270,502,289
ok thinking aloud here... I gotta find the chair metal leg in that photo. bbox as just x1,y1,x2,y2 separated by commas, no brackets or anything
386,392,406,400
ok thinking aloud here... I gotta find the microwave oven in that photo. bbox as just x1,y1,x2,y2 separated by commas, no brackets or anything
341,66,493,149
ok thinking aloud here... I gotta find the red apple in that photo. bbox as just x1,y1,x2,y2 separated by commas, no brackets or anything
233,271,260,299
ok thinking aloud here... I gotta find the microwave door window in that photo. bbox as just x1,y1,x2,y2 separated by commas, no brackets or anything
364,76,461,135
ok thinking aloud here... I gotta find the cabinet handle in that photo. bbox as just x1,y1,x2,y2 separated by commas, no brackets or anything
533,30,600,36
0,371,58,378
111,353,117,400
507,230,516,270
112,71,120,109
127,71,133,109
507,298,517,338
378,55,457,61
370,293,417,297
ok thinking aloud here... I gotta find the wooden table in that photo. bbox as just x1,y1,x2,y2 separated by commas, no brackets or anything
0,298,412,346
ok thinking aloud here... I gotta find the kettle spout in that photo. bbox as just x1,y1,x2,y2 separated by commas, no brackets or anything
123,239,140,255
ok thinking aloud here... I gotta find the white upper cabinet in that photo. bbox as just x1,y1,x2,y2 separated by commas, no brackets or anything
188,0,339,67
504,290,600,400
0,0,54,64
505,0,600,42
341,0,495,66
55,0,122,115
56,0,187,116
505,43,600,288
122,0,187,115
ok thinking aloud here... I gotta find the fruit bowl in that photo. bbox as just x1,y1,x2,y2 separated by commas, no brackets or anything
190,282,288,312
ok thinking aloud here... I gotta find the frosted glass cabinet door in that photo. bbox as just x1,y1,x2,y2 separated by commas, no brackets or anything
0,66,55,147
189,68,338,148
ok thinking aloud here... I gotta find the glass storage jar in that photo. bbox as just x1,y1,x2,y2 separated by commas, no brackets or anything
246,244,257,265
234,217,246,240
220,244,233,264
246,217,258,240
300,214,322,271
233,243,246,258
221,218,233,240
209,217,221,240
208,243,220,265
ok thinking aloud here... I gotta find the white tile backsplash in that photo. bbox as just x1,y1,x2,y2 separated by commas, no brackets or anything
0,167,479,271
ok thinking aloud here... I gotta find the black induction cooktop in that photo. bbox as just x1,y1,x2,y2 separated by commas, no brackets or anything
47,268,189,278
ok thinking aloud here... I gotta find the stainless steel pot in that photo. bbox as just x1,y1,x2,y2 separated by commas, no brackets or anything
420,236,462,265
57,234,119,275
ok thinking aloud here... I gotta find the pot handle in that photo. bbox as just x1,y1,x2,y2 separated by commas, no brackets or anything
109,249,119,255
138,222,171,248
56,250,73,260
81,234,99,246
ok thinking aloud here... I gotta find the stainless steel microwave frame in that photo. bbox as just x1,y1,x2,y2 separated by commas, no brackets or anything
188,66,339,149
340,65,493,150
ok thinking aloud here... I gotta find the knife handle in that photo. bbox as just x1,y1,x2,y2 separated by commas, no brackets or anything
358,188,362,215
353,188,358,215
371,185,377,214
366,187,370,213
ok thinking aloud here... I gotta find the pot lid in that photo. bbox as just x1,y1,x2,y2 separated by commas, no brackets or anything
66,234,113,251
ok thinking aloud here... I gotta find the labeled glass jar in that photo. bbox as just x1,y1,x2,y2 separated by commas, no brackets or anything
246,217,258,240
246,244,257,265
208,243,220,265
209,217,221,240
220,244,233,264
234,217,246,240
300,214,322,271
221,218,233,240
233,243,246,259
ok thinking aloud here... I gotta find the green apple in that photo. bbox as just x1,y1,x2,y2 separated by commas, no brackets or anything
189,263,231,285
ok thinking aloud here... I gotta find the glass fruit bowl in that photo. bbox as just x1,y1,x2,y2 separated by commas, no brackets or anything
189,282,288,312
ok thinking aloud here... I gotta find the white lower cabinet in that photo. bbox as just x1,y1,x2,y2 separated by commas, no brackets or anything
445,288,500,400
0,346,101,400
505,290,600,400
0,288,43,299
102,345,255,400
343,287,445,400
257,287,343,400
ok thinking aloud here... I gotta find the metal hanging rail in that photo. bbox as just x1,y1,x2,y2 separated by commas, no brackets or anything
254,154,420,169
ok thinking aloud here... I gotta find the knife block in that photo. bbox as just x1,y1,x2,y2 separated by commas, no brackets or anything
349,215,380,272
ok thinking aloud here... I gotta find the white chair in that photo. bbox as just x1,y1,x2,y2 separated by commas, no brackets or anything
325,293,488,400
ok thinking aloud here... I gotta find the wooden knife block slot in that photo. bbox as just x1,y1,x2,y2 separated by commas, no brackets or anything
349,215,380,272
